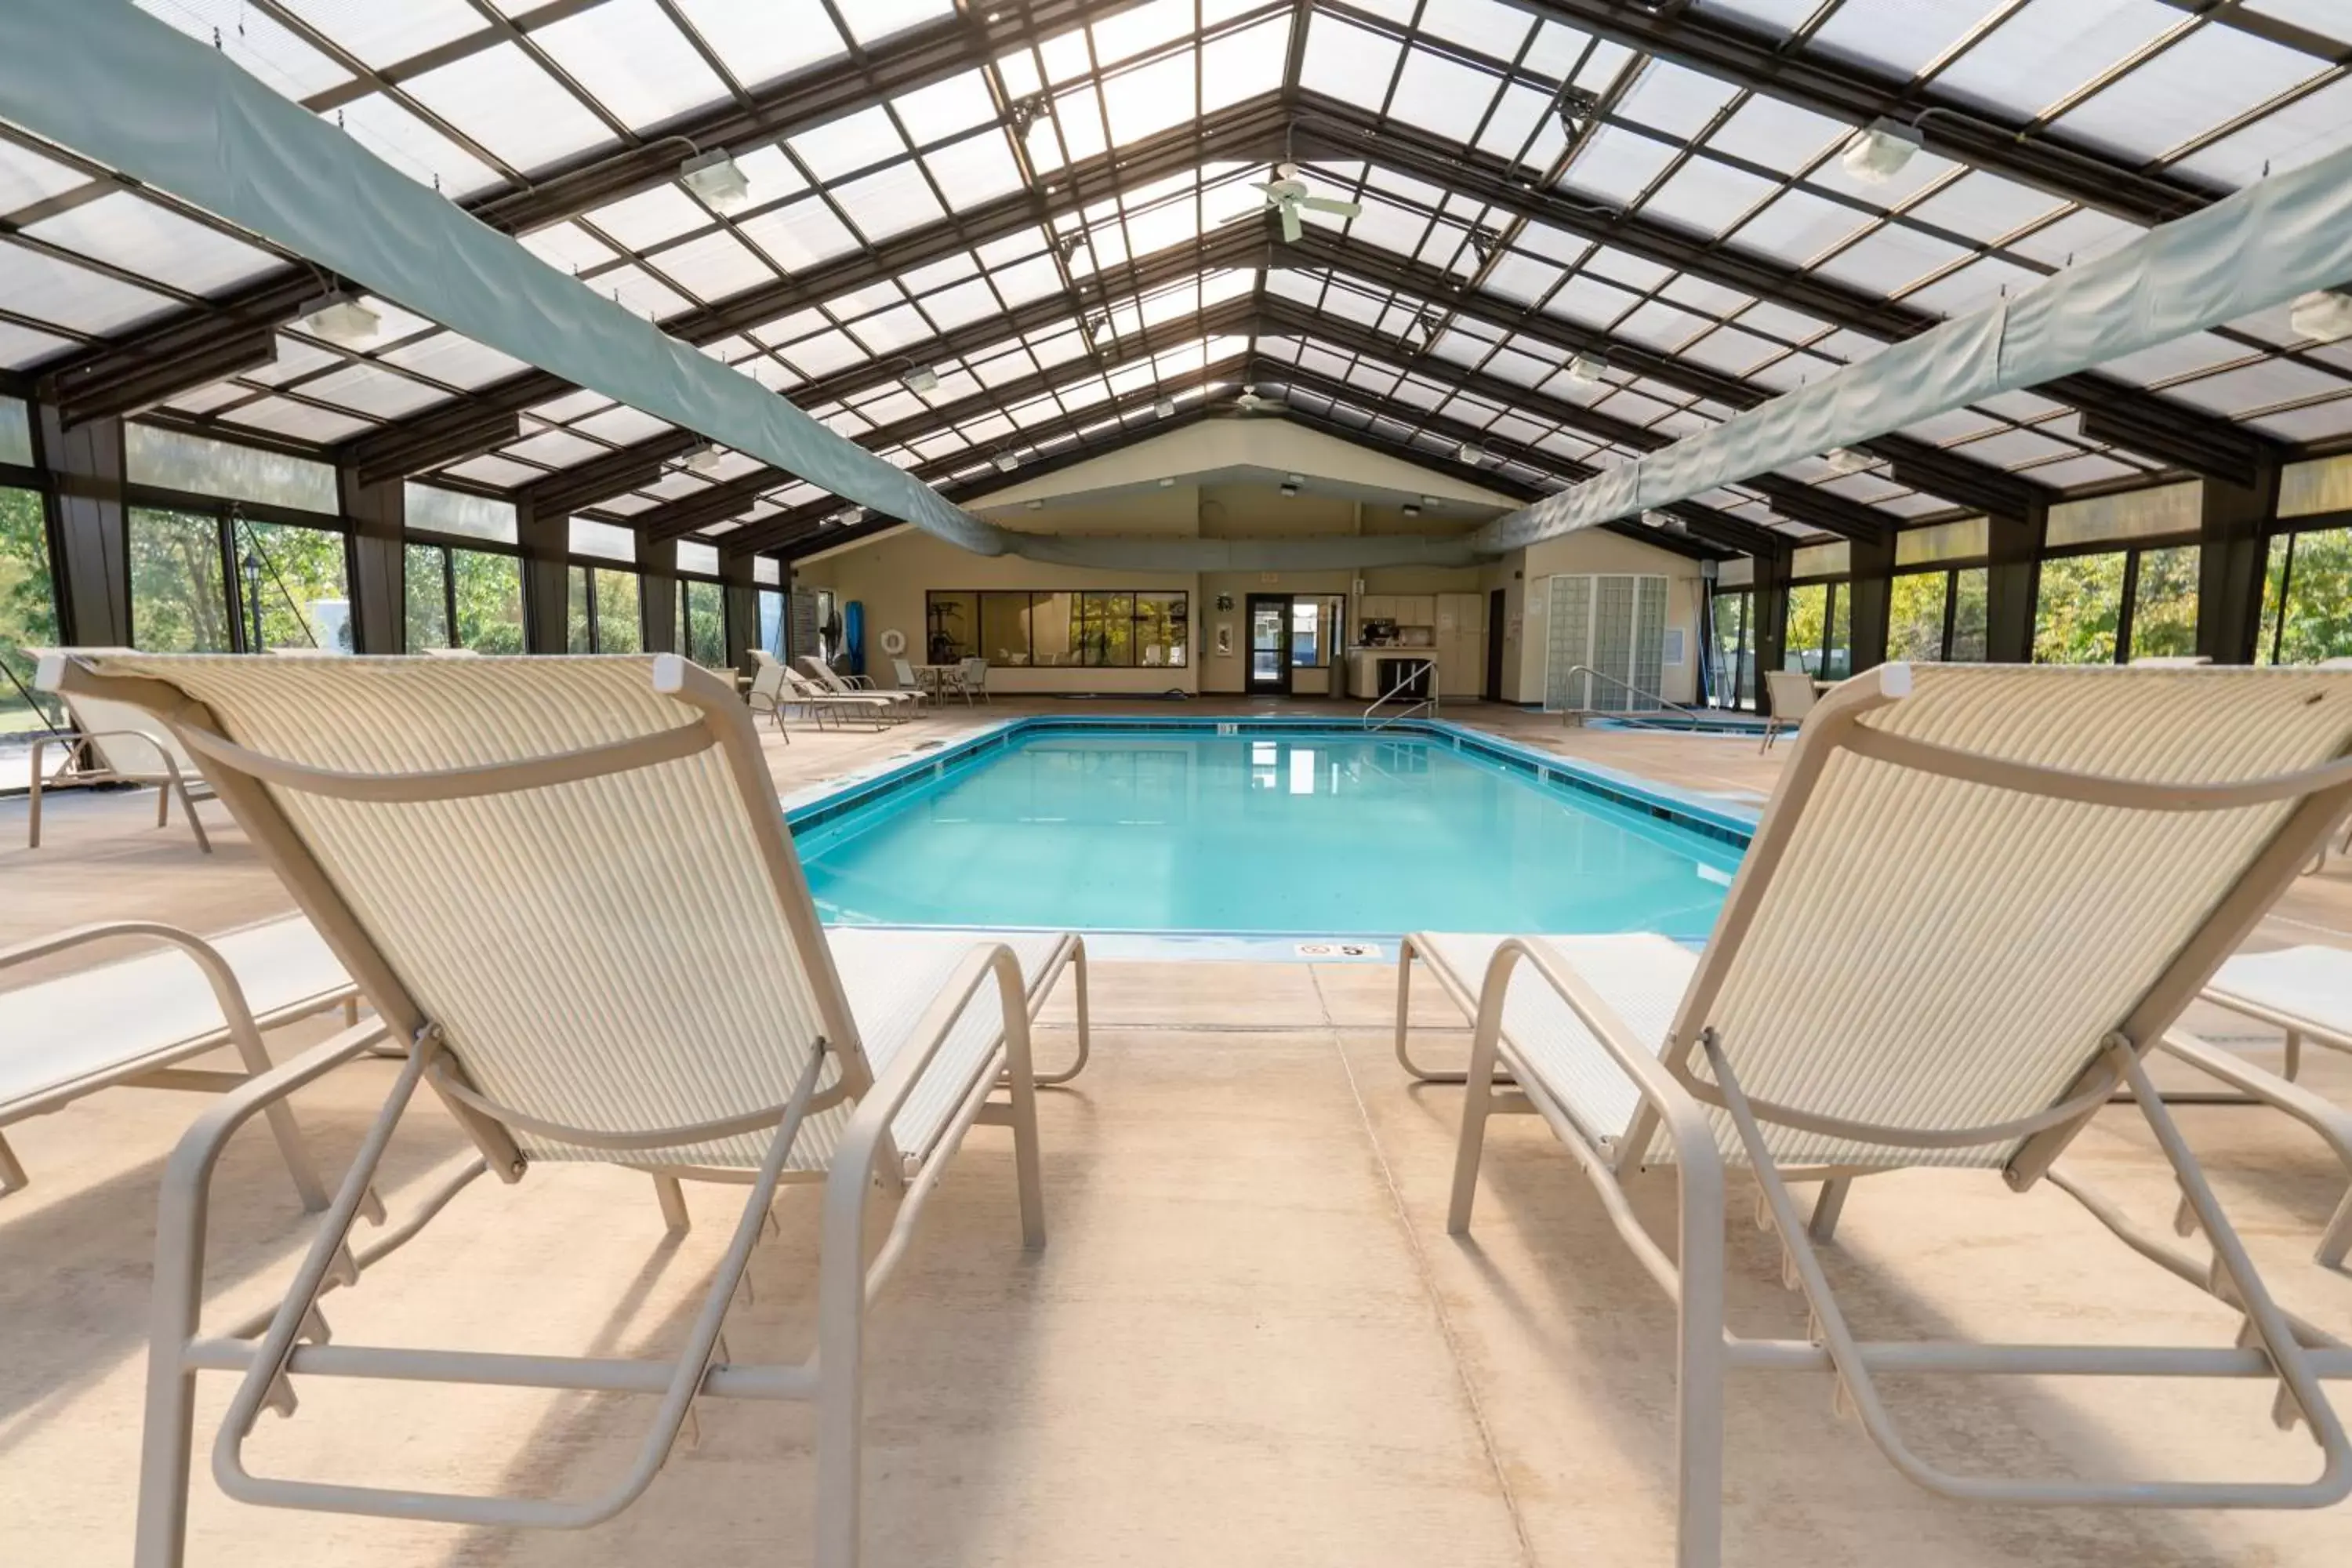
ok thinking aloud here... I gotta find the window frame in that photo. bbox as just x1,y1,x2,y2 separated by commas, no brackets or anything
925,587,1189,669
125,491,355,654
2031,528,2201,666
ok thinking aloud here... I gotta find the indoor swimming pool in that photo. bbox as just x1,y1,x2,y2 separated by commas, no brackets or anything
793,724,1747,937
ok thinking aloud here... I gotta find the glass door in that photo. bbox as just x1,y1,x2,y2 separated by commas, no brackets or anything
1246,594,1291,695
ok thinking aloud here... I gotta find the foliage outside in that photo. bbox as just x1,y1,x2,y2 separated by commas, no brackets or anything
0,486,59,731
2033,551,2125,664
2260,528,2352,665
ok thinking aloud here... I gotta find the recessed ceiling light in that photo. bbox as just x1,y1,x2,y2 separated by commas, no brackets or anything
1157,476,1176,488
1840,118,1922,185
2292,289,2352,343
1285,472,1305,485
679,147,753,213
1026,499,1044,510
301,296,380,347
1401,502,1421,517
903,366,940,394
1419,495,1440,508
1278,481,1300,497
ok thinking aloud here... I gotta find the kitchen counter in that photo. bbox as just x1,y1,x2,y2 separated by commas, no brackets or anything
1345,648,1438,702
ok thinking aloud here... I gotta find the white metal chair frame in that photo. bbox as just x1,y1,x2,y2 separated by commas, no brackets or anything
1755,668,1816,753
782,667,897,731
798,655,919,720
47,655,1085,1568
0,920,354,1205
27,726,216,851
1406,666,2352,1567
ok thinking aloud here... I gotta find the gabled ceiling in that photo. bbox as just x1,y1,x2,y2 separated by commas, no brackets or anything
10,0,2350,566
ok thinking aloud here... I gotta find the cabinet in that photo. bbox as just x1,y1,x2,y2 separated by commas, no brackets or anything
1357,594,1394,626
1434,592,1485,697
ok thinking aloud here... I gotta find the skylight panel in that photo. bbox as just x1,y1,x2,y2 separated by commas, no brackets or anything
1541,272,1643,332
26,192,278,297
1640,158,1779,240
504,428,609,469
1482,251,1561,307
1299,15,1403,102
1484,346,1550,387
1708,96,1850,176
675,0,847,89
2256,400,2352,443
379,330,528,390
440,454,541,488
923,134,1026,208
0,245,172,335
1478,84,1567,164
1906,172,2067,245
1036,27,1095,86
536,0,730,129
841,0,953,48
594,264,693,321
1202,16,1291,111
1614,300,1711,352
990,253,1064,307
1417,221,1473,269
278,0,480,69
302,364,449,419
857,388,926,426
1808,0,1991,80
221,396,372,444
1105,53,1200,147
2174,74,2352,186
1048,85,1110,162
1933,0,2178,122
0,141,92,210
2169,359,2352,416
2098,332,2250,385
2007,207,2141,269
403,42,616,174
1123,200,1200,259
1265,270,1325,307
916,277,1002,332
848,303,930,355
1906,255,2042,318
1031,328,1089,369
791,107,906,182
1732,189,1875,266
517,221,619,278
894,71,1000,147
332,94,504,197
735,197,858,270
162,381,253,415
648,230,772,303
780,329,864,378
245,336,339,384
1682,325,1782,376
136,0,350,100
583,185,713,253
570,405,673,445
2059,24,2320,160
1558,125,1678,205
1526,21,1633,88
1092,0,1192,67
1388,47,1501,145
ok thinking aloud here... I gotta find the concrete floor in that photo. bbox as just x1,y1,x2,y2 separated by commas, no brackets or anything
5,696,2352,1566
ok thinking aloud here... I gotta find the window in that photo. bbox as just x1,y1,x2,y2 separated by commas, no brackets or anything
677,577,726,666
758,588,786,660
234,517,351,651
130,507,234,652
126,423,336,513
2259,526,2352,665
1783,580,1849,679
406,483,518,546
929,589,1189,669
1886,567,1991,664
2034,546,2196,664
1708,590,1753,709
0,485,60,732
408,542,524,652
568,564,641,652
1289,595,1343,669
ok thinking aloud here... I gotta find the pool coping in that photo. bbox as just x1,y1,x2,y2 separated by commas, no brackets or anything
781,713,1760,852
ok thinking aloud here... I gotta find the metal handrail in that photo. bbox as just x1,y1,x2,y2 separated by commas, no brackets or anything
1364,657,1438,731
1558,664,1704,731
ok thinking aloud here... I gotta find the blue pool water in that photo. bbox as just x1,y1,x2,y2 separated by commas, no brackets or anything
794,729,1741,938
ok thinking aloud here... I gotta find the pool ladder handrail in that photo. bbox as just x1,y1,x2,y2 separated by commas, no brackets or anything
1364,657,1439,731
1558,664,1704,731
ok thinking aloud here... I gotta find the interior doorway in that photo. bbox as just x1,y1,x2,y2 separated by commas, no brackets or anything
1483,587,1506,701
1245,595,1291,695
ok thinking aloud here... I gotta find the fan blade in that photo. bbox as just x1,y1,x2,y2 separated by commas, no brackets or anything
1299,196,1362,218
1215,208,1263,227
1280,201,1302,245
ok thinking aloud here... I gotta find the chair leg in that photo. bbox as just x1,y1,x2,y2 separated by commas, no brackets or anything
1446,988,1508,1234
26,741,45,848
156,782,172,829
1674,1145,1729,1568
815,1163,871,1568
0,1129,27,1196
2285,1029,2303,1083
1808,1177,1851,1243
179,782,212,855
652,1174,690,1235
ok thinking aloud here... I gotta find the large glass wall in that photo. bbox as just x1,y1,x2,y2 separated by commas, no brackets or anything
2034,545,2198,664
2259,526,2352,665
1783,581,1850,679
758,588,786,660
237,517,350,651
677,578,726,666
929,589,1189,666
408,542,524,652
1886,567,1991,663
568,564,641,653
0,485,59,732
1708,590,1753,709
129,507,234,652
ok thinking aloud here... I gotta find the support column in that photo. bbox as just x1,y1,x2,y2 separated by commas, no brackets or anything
2198,463,2278,665
720,546,760,680
640,536,678,654
1751,544,1790,691
517,500,571,654
1842,532,1896,673
339,467,404,653
34,405,129,644
1984,506,2046,664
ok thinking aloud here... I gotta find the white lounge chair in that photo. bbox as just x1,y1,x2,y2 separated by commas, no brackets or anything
0,915,358,1206
26,646,218,851
1398,662,2352,1565
888,655,932,708
798,655,919,717
743,659,793,741
2161,944,2352,1265
783,666,897,731
1757,667,1815,752
41,651,1089,1568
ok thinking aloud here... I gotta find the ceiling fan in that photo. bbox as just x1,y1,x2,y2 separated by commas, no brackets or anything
1232,384,1281,416
1222,162,1361,244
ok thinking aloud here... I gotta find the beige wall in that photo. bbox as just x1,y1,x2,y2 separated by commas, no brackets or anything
1517,530,1711,706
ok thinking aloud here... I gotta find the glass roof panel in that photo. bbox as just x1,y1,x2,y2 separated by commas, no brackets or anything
1933,0,2178,122
134,0,350,100
26,192,279,296
922,134,1027,208
1202,16,1291,111
735,197,859,270
402,42,616,174
894,71,1002,147
2053,24,2320,162
840,0,955,49
1388,47,1501,144
1299,15,1403,102
332,95,506,198
830,161,949,242
674,0,848,87
789,107,906,182
535,0,731,129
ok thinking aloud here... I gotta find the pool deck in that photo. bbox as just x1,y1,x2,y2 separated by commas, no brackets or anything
5,695,2352,1566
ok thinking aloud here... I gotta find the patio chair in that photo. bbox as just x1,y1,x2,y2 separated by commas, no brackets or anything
39,650,1090,1568
1396,662,2352,1566
1756,667,1815,753
25,646,218,851
0,913,358,1206
783,666,897,731
959,655,989,705
889,656,932,708
797,655,920,717
2157,944,2352,1266
743,660,793,742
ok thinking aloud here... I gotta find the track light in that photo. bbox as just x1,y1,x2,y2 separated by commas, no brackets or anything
1414,309,1445,346
1554,87,1600,140
902,366,940,394
1087,314,1112,345
679,147,753,212
299,296,380,347
1567,351,1606,384
1840,118,1922,185
1154,397,1176,418
992,451,1021,474
2292,289,2352,343
1457,441,1487,466
1467,225,1504,266
1007,95,1051,136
